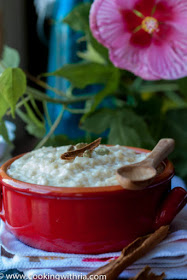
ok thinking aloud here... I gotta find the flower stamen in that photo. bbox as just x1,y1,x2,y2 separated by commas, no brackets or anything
151,5,157,16
142,17,159,34
133,9,144,18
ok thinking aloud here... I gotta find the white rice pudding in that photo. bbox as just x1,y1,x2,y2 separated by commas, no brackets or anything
7,145,147,187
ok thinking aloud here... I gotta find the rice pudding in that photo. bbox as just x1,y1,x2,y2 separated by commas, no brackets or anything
7,145,147,187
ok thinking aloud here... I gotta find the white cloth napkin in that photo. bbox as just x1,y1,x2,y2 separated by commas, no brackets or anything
0,177,186,279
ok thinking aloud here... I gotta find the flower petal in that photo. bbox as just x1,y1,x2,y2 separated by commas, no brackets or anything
148,34,187,79
130,29,152,48
90,0,187,81
121,10,142,32
89,0,104,44
156,0,187,12
115,0,139,10
154,1,175,22
155,0,187,33
153,23,174,47
109,42,159,80
134,0,156,17
90,0,125,47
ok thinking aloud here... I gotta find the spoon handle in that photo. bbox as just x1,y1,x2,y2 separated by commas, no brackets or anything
147,138,175,168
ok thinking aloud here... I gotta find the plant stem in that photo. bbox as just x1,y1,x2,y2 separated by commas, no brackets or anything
164,91,186,104
43,101,52,128
30,98,44,120
6,96,31,116
35,107,64,149
139,83,179,93
64,106,89,114
26,72,67,98
26,86,94,105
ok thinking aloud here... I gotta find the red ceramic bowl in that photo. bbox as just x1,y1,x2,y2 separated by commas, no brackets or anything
0,147,186,254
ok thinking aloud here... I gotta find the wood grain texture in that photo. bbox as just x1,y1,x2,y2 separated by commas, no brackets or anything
117,138,175,190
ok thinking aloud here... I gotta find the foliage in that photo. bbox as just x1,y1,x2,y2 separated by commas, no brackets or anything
0,68,26,117
0,4,187,181
43,62,117,89
0,46,20,73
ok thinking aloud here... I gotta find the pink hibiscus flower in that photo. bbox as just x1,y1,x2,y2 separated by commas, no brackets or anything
90,0,187,80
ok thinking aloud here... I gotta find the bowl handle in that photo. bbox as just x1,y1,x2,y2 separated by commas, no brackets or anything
0,175,5,222
153,187,187,230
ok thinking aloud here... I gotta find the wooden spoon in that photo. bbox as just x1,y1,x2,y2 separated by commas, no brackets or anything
116,138,175,190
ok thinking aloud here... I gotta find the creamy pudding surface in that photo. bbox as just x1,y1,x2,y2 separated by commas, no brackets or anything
7,145,147,187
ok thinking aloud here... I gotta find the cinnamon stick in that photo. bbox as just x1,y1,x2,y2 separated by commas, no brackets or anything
129,266,165,280
87,226,169,280
61,138,102,160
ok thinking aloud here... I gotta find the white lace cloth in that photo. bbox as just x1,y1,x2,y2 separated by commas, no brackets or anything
0,178,186,279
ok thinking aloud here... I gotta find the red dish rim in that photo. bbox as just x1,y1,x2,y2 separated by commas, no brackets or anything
0,146,174,196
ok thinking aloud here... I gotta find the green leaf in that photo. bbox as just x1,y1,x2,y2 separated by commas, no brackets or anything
23,101,44,128
172,150,187,181
161,108,187,180
178,77,187,97
0,96,9,120
109,119,141,147
16,108,45,138
162,91,187,113
82,107,155,148
26,122,45,139
81,108,113,134
0,46,20,73
77,43,105,64
136,96,164,142
162,108,187,150
0,120,10,143
88,31,109,61
127,111,155,148
91,68,120,111
0,68,26,117
63,3,91,33
43,62,117,89
63,2,108,60
109,109,155,148
81,67,120,122
131,77,143,92
44,135,75,147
